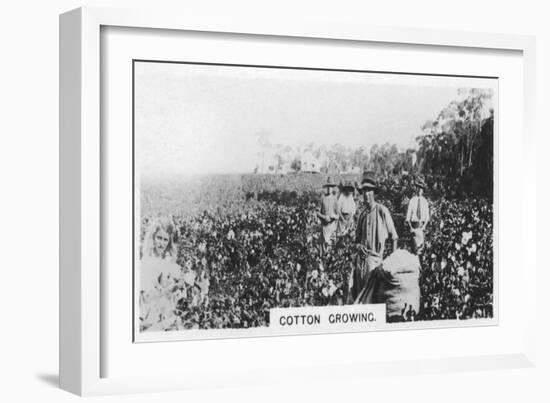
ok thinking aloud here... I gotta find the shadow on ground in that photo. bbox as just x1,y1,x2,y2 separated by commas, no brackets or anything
35,373,59,388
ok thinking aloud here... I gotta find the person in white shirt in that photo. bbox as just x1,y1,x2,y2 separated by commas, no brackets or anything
336,180,357,237
317,177,339,255
406,177,429,254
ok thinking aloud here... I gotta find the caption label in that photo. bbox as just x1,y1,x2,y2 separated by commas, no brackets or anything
270,304,386,330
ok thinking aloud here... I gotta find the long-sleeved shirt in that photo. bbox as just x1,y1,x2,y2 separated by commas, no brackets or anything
337,194,356,217
355,202,398,257
336,194,356,236
319,194,338,225
406,195,430,223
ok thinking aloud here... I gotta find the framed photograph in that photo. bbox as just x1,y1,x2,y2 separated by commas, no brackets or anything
60,7,537,396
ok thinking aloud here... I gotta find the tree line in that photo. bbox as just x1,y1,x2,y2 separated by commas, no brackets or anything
256,88,494,197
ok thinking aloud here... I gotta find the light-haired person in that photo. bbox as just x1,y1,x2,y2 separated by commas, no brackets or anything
139,217,181,331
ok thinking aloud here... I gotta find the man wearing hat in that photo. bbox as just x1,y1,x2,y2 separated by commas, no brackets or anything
336,180,357,237
317,176,339,255
406,177,430,254
350,171,398,302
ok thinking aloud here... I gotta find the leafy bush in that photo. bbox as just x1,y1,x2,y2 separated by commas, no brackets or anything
140,173,493,329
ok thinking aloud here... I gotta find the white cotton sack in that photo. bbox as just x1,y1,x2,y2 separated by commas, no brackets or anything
381,249,421,275
370,249,421,318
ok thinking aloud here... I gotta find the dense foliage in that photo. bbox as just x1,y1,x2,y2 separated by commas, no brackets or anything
140,173,493,330
416,89,494,198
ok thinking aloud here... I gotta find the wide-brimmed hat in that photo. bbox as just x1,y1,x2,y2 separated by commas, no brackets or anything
340,180,355,192
414,177,426,188
322,176,337,188
356,170,378,191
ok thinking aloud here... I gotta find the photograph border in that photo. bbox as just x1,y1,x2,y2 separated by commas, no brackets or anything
60,6,537,396
131,58,500,343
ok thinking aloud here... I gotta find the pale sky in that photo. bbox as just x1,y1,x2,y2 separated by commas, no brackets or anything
135,62,496,177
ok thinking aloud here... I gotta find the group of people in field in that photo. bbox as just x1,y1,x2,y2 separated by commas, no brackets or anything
139,169,432,330
318,170,430,303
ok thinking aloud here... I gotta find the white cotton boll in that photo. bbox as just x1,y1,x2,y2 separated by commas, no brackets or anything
182,270,196,286
382,249,420,274
461,231,473,245
328,282,337,296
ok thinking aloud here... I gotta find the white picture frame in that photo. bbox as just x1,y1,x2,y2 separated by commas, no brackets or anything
59,6,537,396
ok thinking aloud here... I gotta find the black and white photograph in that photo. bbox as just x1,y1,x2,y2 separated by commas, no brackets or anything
133,61,497,341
